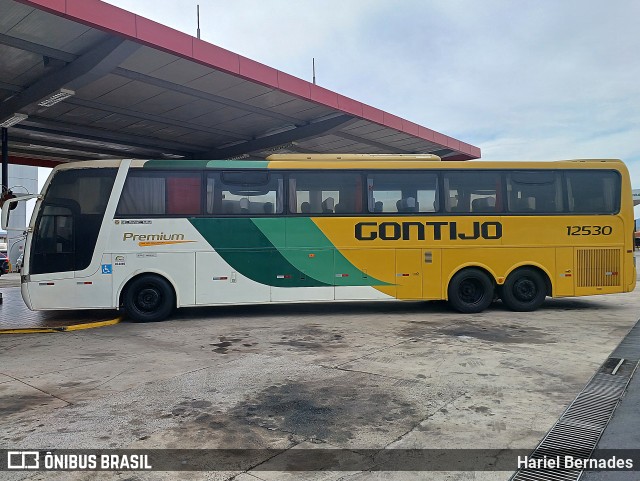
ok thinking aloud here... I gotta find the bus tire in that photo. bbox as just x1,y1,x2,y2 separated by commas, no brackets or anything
447,268,494,313
123,274,175,323
501,268,546,312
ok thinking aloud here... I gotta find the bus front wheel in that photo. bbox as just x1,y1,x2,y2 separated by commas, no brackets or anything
501,268,546,312
123,274,175,323
447,268,494,313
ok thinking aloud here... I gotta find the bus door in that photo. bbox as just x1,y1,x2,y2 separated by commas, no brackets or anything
395,249,422,299
28,199,105,309
31,200,77,280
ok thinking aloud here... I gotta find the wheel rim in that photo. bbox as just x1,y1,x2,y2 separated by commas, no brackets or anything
458,278,485,305
513,278,537,302
135,285,162,312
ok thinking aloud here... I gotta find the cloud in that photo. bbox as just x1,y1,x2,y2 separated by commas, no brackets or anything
105,0,640,188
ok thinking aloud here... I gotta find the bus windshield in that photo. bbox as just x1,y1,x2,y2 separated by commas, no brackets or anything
31,169,116,275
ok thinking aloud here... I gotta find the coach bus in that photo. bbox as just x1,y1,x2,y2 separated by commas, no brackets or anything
1,154,635,322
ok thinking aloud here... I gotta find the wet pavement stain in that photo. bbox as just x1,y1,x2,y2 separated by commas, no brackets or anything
58,381,84,388
472,405,491,414
228,380,419,444
171,399,213,417
438,322,551,344
162,397,294,449
274,324,347,351
75,352,118,360
398,319,457,338
160,376,430,448
210,335,257,354
0,393,56,415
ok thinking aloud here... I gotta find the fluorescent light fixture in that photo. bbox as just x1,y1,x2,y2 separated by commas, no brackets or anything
0,113,28,128
38,88,75,107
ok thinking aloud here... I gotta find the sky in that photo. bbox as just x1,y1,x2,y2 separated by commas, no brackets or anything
36,0,640,213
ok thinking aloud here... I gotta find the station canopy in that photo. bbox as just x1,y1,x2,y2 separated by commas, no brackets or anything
0,0,480,167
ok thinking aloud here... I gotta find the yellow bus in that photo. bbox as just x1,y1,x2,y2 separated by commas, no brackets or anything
1,154,635,321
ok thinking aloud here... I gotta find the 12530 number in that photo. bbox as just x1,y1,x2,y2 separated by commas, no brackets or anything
566,225,612,236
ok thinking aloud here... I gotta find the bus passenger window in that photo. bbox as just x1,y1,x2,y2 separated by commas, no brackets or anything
443,171,502,213
506,171,563,213
366,172,438,213
205,172,283,215
117,172,202,216
289,173,362,214
565,171,620,214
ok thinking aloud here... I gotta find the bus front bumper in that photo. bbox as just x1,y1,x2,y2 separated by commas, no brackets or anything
21,277,34,310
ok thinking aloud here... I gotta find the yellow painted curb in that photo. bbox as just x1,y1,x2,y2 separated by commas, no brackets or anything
0,317,122,334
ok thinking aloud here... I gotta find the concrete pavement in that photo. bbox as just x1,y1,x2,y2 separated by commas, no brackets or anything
1,289,639,480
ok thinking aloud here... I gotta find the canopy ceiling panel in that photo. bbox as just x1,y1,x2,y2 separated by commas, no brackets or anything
0,0,480,167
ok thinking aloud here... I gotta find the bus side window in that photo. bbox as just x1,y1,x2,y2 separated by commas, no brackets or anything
289,172,362,215
117,171,202,216
206,171,283,216
444,171,502,213
506,171,562,214
367,172,437,213
565,171,620,214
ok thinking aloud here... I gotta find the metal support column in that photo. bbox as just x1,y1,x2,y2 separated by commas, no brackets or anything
1,127,7,193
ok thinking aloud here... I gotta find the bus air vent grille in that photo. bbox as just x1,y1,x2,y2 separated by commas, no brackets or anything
576,248,620,287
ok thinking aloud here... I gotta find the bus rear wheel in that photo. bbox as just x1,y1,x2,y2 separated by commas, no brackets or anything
501,268,546,312
123,275,175,322
447,268,494,313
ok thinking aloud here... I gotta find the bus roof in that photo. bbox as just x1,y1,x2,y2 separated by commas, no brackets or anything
54,157,627,172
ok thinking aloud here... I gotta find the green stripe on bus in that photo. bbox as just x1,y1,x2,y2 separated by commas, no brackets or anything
205,160,270,169
142,160,270,169
251,217,390,286
189,217,388,287
188,218,330,287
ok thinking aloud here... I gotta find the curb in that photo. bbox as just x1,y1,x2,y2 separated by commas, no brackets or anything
0,317,122,334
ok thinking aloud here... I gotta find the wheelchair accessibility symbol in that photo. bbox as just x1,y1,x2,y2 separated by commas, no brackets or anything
101,264,112,274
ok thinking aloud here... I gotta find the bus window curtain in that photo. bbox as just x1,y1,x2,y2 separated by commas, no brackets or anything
276,178,284,214
603,176,615,212
118,177,166,215
495,177,503,211
354,175,362,212
288,178,297,213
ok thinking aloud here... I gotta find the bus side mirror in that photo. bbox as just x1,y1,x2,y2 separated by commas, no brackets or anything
0,193,41,230
1,198,17,230
0,190,16,209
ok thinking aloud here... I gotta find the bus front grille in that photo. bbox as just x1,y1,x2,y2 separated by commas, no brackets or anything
576,248,621,287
